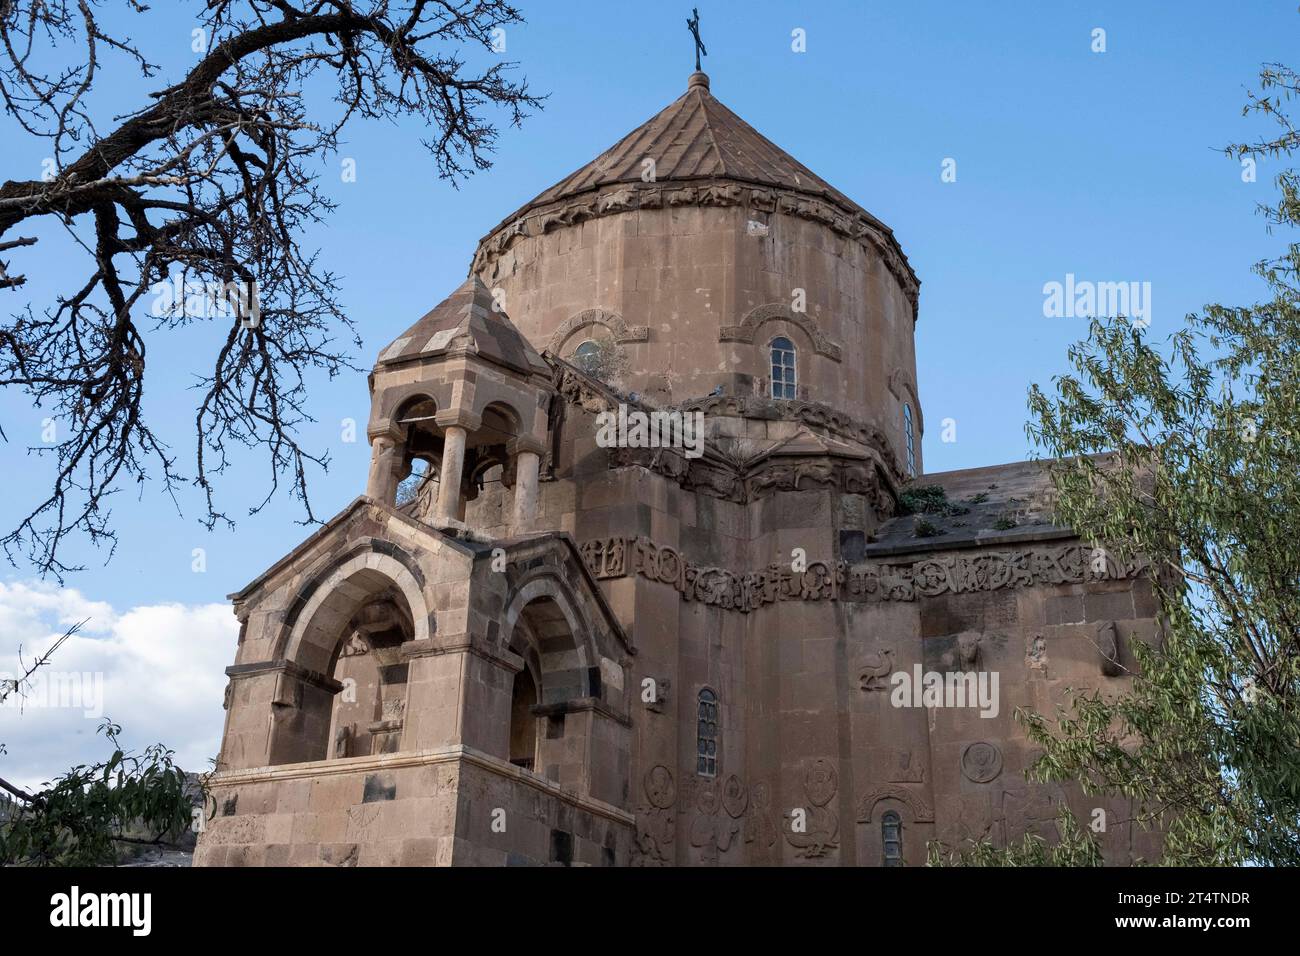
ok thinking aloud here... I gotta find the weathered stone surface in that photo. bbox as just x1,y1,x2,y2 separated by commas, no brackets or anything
195,71,1162,868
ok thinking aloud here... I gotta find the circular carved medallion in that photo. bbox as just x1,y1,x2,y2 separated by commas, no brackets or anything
722,774,749,818
805,758,839,807
961,742,1003,783
644,765,676,809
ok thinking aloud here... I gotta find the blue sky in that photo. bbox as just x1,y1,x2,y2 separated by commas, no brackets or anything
0,1,1293,776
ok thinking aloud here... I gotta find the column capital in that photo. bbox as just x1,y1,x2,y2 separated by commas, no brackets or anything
434,409,481,432
367,421,404,445
506,436,547,457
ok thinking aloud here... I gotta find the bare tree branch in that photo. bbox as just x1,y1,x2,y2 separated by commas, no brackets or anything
0,0,542,577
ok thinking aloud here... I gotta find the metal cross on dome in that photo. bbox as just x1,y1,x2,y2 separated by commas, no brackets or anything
686,7,707,73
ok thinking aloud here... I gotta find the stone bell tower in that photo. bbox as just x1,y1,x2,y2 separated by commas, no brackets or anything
196,276,635,868
362,275,553,531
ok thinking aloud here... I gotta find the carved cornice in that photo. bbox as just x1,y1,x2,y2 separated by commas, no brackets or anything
679,393,904,481
473,179,921,321
547,357,908,514
578,536,1151,615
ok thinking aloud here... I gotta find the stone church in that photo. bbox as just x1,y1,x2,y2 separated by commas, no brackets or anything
195,69,1162,867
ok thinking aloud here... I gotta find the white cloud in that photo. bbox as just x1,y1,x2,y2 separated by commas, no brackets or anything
0,580,238,793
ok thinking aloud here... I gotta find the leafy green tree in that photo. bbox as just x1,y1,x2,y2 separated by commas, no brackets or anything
935,60,1300,866
0,719,200,866
928,808,1104,867
1,624,202,866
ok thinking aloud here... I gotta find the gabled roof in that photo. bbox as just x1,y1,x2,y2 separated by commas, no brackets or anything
494,72,886,231
377,276,549,377
745,427,872,467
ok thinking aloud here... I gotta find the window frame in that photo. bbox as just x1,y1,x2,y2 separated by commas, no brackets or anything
769,336,797,400
882,810,903,866
903,403,916,477
696,687,719,777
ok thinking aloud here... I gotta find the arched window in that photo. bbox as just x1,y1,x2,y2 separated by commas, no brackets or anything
903,403,916,477
697,688,718,777
882,811,903,866
573,340,601,374
770,337,796,400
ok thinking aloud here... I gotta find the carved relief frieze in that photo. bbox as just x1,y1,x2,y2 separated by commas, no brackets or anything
578,536,1151,614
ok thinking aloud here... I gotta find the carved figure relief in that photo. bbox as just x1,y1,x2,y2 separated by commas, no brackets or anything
633,765,677,866
339,633,369,658
941,630,982,672
722,774,749,819
1026,633,1047,669
888,749,926,784
786,758,840,858
961,742,1003,784
857,647,896,692
745,782,778,852
999,783,1067,844
689,783,741,864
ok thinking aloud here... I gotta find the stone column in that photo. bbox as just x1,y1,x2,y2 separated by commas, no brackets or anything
435,424,468,520
365,427,404,504
512,449,541,532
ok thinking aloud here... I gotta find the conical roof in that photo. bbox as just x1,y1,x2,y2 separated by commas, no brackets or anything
377,276,549,377
494,72,886,231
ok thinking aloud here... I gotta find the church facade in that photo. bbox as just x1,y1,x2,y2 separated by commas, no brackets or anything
194,72,1161,867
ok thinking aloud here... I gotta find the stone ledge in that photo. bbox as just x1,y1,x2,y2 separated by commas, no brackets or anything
208,745,636,827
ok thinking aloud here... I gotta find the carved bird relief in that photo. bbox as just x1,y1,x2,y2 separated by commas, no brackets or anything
857,647,896,691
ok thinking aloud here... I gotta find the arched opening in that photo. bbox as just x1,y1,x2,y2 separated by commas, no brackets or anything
325,593,412,760
508,665,538,770
392,395,442,513
271,554,427,766
504,585,594,784
770,336,797,400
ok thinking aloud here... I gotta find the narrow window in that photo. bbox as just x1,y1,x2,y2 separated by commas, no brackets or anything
903,403,916,477
770,337,796,400
697,688,718,777
883,811,903,866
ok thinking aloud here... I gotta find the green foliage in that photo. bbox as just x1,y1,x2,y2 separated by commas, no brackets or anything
913,517,941,538
992,515,1017,531
0,720,200,866
899,484,969,517
948,57,1300,867
928,807,1106,867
